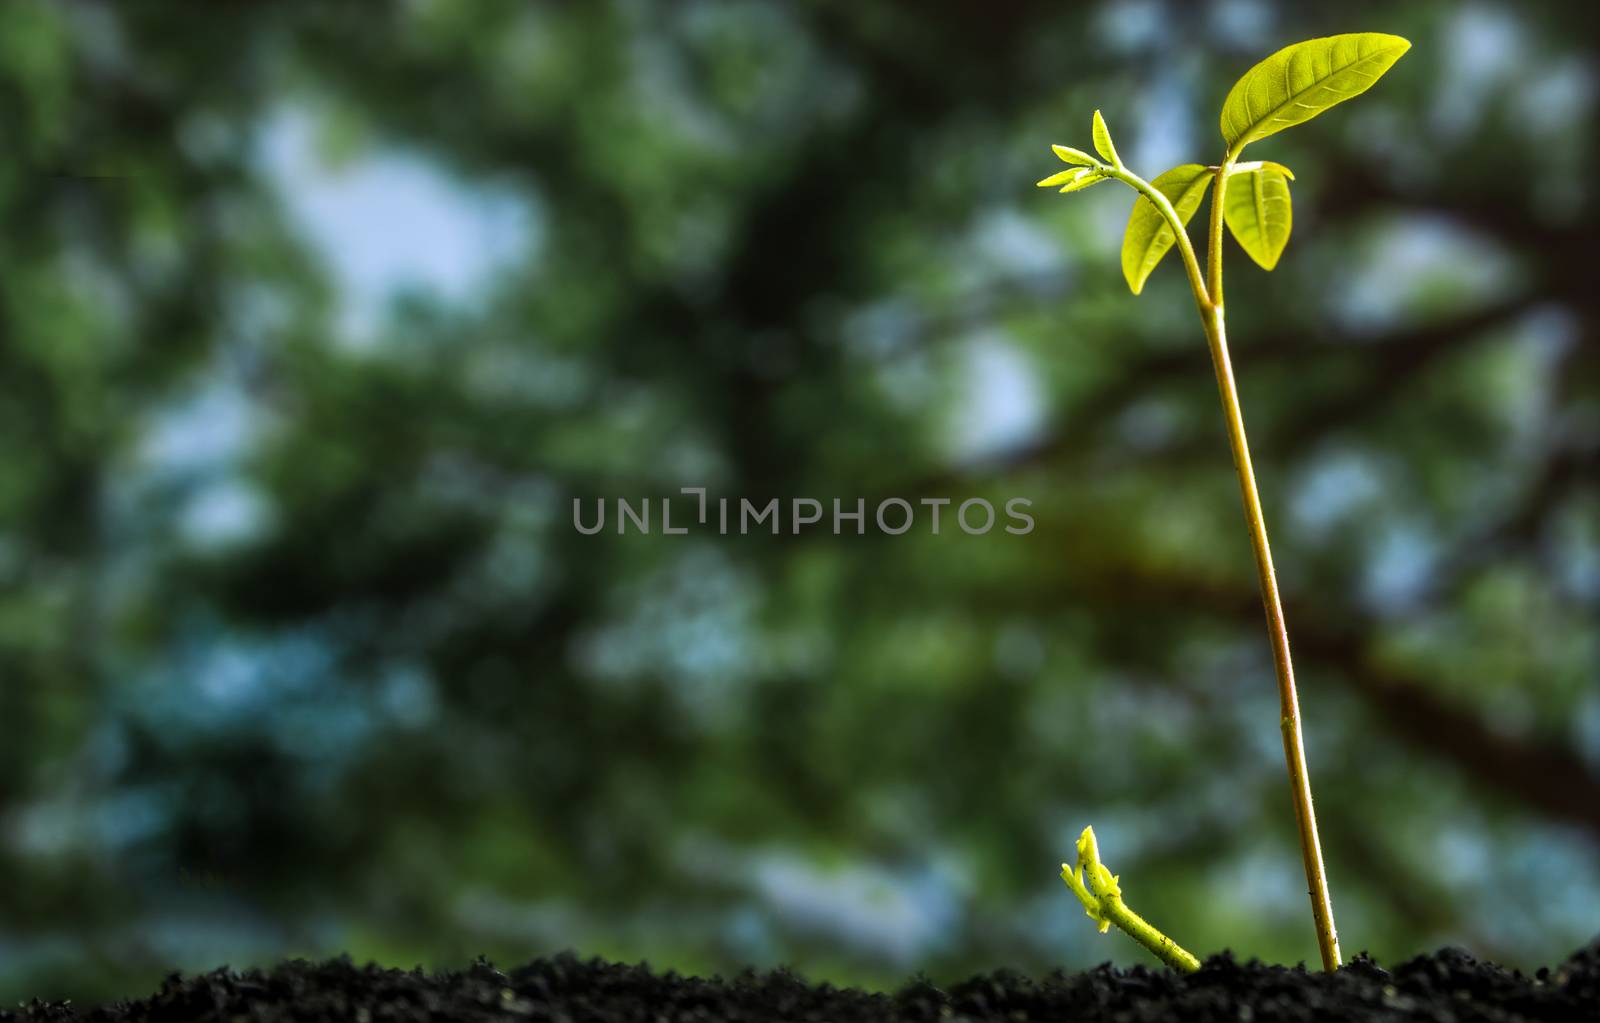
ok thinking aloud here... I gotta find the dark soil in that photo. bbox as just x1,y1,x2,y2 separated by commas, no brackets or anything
6,943,1598,1022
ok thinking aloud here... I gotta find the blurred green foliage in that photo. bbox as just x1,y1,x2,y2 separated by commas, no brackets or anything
0,0,1597,1004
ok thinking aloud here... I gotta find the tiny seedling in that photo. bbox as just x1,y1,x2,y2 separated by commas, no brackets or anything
1062,826,1199,972
1039,33,1412,972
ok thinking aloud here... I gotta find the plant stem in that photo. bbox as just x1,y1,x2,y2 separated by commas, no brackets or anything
1103,158,1341,970
1206,166,1227,308
1096,890,1202,973
1201,161,1340,972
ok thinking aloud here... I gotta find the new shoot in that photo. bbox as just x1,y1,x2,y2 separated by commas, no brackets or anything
1039,33,1412,972
1062,826,1200,973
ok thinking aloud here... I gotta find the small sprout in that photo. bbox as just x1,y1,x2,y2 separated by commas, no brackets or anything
1037,33,1411,973
1061,827,1200,973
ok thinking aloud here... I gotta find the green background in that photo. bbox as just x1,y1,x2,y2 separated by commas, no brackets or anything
1,0,1596,1004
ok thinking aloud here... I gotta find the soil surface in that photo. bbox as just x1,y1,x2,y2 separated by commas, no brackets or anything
5,942,1597,1022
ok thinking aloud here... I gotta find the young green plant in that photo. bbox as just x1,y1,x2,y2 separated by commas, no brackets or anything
1062,826,1200,972
1040,33,1412,972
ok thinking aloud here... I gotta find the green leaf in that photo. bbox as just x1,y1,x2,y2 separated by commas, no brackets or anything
1219,33,1411,153
1222,165,1292,270
1038,167,1109,193
1237,160,1296,181
1057,170,1109,194
1120,164,1213,295
1091,110,1119,165
1037,168,1086,188
1052,144,1097,166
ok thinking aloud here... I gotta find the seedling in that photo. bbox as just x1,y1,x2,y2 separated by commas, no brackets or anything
1062,826,1200,972
1040,33,1412,972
